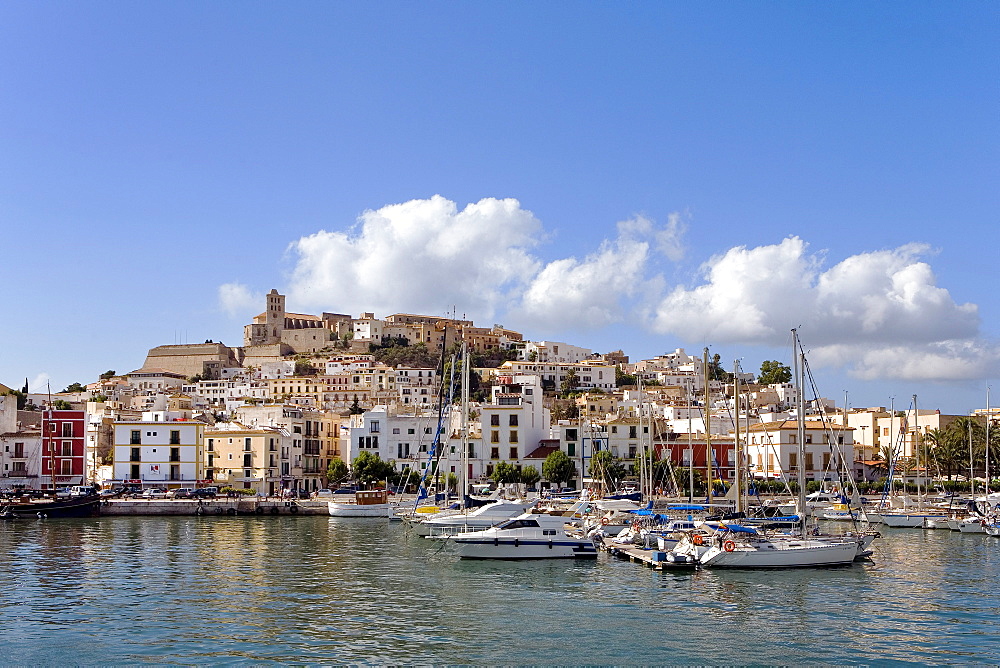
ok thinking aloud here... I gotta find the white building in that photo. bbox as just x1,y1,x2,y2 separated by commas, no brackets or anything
112,414,205,487
520,341,592,364
744,420,855,483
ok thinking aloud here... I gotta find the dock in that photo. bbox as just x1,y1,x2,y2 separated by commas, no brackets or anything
100,498,331,516
599,536,671,570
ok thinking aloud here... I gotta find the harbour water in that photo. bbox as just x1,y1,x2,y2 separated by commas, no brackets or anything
2,516,999,665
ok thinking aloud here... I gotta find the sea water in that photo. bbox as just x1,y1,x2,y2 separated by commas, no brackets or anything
1,516,998,665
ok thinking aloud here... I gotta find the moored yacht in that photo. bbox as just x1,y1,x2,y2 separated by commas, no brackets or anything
443,510,597,560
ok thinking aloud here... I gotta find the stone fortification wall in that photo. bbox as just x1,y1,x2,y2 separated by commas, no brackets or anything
143,343,240,379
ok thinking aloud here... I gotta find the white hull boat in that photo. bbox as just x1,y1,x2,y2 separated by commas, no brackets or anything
411,500,535,537
880,513,949,528
328,490,396,518
446,511,597,560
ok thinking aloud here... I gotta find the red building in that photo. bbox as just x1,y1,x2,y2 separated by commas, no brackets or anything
41,409,87,489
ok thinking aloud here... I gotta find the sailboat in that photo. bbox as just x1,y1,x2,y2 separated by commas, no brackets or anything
687,331,866,568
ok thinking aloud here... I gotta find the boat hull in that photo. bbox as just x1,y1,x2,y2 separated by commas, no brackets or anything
328,502,393,517
2,495,102,518
452,536,597,560
881,513,948,528
700,539,858,568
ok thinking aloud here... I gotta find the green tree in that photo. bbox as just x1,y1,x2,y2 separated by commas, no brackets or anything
757,360,792,385
349,395,364,415
99,370,117,380
520,465,541,489
52,399,72,410
491,461,520,485
351,452,396,486
62,382,86,393
542,450,577,487
615,366,637,387
709,354,734,383
589,450,626,489
560,369,580,395
445,472,459,493
326,457,350,485
372,342,440,368
294,360,316,376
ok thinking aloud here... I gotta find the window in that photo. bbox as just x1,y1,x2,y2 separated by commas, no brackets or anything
245,437,252,451
509,431,518,443
244,469,251,479
244,454,253,467
62,422,73,437
208,438,214,452
491,414,500,426
789,452,797,468
509,415,518,426
566,429,577,441
208,454,215,466
789,435,797,444
490,447,499,459
629,426,637,439
823,452,831,470
370,421,380,433
170,430,181,445
130,464,140,479
804,434,812,444
407,428,415,435
611,426,618,434
61,460,72,475
130,447,141,462
392,428,400,434
13,442,23,458
170,447,180,462
130,430,141,445
61,441,72,456
491,430,500,443
804,453,814,471
509,447,518,459
568,443,576,457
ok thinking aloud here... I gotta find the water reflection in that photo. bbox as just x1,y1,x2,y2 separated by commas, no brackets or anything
1,518,1000,664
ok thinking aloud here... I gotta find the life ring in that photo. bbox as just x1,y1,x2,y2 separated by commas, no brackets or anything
255,507,264,515
270,506,279,515
195,507,204,516
289,504,299,514
226,508,237,516
601,517,610,526
692,534,703,546
215,507,224,515
723,540,736,552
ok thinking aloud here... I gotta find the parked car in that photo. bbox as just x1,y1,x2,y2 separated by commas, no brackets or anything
142,488,167,499
191,487,217,499
167,488,194,499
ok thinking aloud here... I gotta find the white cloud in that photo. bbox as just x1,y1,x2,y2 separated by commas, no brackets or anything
218,283,262,317
286,196,542,320
29,373,51,394
652,236,995,381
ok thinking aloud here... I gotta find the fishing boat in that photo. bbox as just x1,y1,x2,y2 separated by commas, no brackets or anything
443,510,598,560
0,491,101,519
328,489,396,517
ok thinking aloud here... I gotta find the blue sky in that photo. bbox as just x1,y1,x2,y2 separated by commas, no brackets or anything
1,2,997,415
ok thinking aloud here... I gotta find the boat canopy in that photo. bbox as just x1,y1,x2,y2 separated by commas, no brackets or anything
720,523,759,535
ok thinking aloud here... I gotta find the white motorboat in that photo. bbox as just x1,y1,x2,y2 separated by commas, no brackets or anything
445,511,598,560
695,525,859,568
328,490,396,517
410,499,535,536
822,504,859,521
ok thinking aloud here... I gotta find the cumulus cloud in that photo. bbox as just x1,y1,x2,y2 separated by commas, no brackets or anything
218,283,263,317
286,196,542,320
652,236,994,380
229,196,995,383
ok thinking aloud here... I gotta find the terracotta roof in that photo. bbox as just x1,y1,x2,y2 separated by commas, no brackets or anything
524,444,561,459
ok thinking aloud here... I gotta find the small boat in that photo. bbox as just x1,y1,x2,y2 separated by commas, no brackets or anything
822,504,859,521
328,489,396,518
444,511,598,560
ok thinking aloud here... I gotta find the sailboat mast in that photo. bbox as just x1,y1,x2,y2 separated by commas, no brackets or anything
460,342,469,511
733,359,742,514
912,394,920,501
986,387,991,496
793,330,806,520
703,348,711,502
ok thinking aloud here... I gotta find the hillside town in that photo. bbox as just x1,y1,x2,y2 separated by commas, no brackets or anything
1,289,996,497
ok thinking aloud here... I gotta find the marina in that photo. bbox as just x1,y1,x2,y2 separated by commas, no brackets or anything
3,514,1000,665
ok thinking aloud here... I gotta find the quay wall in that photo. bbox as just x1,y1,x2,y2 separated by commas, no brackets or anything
101,499,330,516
